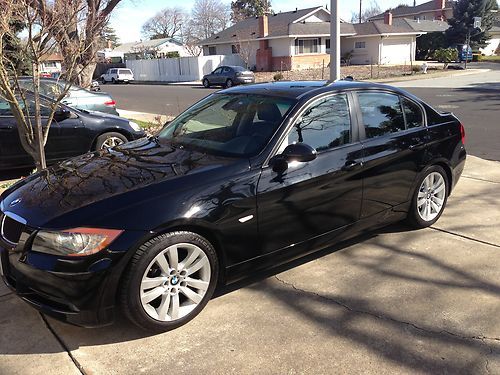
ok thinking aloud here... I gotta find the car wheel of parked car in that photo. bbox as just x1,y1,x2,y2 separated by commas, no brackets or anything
407,165,449,228
203,79,210,88
120,231,219,331
95,132,128,150
225,79,234,88
101,78,107,84
112,78,117,84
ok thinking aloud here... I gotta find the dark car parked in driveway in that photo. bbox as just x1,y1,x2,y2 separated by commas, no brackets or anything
0,94,145,171
202,65,255,88
0,80,466,332
18,77,119,115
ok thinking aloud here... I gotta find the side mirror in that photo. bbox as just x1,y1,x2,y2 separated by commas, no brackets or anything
54,108,71,121
270,143,317,173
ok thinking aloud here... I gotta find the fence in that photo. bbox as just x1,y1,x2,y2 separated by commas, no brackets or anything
125,55,245,83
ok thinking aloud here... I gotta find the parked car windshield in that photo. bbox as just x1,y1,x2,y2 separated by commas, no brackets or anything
119,69,133,74
158,93,296,157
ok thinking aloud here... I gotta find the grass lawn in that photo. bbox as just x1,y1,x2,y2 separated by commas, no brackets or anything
481,56,500,63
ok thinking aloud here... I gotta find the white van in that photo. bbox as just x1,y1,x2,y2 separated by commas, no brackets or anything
100,68,135,84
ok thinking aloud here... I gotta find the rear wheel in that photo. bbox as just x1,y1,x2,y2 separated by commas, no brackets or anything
95,132,128,150
407,165,449,228
120,231,218,332
203,79,210,88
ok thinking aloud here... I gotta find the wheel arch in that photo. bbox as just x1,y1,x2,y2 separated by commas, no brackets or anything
91,128,133,150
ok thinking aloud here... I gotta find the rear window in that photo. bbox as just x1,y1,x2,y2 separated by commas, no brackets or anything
233,66,246,72
119,69,133,75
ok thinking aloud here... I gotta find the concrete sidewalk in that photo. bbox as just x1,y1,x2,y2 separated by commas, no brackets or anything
1,156,499,374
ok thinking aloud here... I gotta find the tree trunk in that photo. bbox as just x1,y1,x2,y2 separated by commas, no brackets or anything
79,62,97,88
31,63,47,172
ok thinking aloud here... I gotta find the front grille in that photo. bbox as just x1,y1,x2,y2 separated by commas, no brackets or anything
1,213,25,245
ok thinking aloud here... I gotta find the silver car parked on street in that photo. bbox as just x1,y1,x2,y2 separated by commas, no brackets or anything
18,77,119,116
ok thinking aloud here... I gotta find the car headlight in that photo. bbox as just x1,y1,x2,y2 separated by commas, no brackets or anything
32,228,123,257
129,121,142,132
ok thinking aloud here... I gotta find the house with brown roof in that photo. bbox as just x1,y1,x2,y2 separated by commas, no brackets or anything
369,0,455,22
200,6,424,71
39,53,63,77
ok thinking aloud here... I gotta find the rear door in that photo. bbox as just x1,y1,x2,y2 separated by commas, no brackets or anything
354,91,428,218
257,93,364,254
0,98,31,169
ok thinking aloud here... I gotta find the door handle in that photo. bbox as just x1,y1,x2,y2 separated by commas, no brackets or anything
342,160,363,172
409,142,425,150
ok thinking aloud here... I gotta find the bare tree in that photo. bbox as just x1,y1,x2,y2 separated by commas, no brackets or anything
190,0,231,41
234,37,255,68
142,7,185,40
28,0,124,88
350,0,381,23
0,0,102,171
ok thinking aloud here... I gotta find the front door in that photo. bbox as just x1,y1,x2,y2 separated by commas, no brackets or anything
354,91,429,218
257,93,364,254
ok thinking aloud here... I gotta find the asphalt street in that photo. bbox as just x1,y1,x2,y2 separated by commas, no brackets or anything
103,62,500,161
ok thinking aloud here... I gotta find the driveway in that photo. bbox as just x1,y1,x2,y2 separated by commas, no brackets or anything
1,155,500,374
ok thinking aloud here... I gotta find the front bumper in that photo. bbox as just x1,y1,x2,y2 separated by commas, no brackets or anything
0,229,147,327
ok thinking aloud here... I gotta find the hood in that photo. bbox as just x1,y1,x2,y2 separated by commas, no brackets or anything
0,138,240,228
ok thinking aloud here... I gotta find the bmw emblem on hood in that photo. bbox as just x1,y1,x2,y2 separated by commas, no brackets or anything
9,198,22,207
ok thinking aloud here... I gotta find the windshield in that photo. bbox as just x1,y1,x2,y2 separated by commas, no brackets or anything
158,94,296,157
119,69,133,74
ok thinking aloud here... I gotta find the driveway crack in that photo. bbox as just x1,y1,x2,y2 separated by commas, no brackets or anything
429,227,500,249
274,275,500,344
39,313,86,375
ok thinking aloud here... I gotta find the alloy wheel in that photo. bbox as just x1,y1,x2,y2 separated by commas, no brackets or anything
101,136,125,149
417,172,446,222
140,243,211,322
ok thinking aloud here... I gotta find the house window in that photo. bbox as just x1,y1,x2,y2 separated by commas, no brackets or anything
295,38,320,54
43,61,57,68
354,41,366,49
325,39,331,52
231,44,240,54
208,46,217,55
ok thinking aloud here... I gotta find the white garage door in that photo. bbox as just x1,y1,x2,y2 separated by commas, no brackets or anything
381,38,413,65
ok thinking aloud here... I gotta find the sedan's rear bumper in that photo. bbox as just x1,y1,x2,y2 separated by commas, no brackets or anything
234,77,255,85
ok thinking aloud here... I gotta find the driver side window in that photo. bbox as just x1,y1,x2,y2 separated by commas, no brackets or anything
281,94,351,153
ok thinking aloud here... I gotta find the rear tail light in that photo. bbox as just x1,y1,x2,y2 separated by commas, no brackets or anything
104,100,116,107
459,122,466,145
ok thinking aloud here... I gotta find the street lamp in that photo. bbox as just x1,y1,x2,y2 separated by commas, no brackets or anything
330,0,340,81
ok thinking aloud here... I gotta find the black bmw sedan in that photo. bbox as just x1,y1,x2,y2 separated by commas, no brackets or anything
0,81,466,331
0,94,145,171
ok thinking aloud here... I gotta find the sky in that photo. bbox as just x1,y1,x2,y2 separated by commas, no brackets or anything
110,0,425,43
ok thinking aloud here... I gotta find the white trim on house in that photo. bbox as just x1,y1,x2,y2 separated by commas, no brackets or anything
292,7,325,23
345,32,424,38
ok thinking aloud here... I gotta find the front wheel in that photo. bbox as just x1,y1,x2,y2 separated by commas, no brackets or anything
120,231,219,332
203,79,210,88
407,165,449,228
95,132,128,150
225,79,233,88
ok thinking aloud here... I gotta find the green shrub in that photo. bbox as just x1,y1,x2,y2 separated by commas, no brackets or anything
433,48,458,68
273,72,284,81
165,51,180,58
472,54,483,62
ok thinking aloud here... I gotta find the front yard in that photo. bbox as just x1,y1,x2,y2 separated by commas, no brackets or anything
254,63,446,82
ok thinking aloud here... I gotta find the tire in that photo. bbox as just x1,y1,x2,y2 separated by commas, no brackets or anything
101,78,107,84
120,231,219,332
406,165,449,228
225,79,234,88
112,78,117,84
203,79,210,88
95,132,128,150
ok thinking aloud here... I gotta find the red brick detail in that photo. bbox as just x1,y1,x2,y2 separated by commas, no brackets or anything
258,15,269,38
256,46,273,71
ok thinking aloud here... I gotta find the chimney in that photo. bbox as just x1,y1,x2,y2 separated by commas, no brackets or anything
435,0,446,20
107,40,112,49
384,11,393,25
258,15,269,38
436,0,446,9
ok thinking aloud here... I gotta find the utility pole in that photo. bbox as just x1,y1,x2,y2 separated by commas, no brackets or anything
359,0,362,24
330,0,340,81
